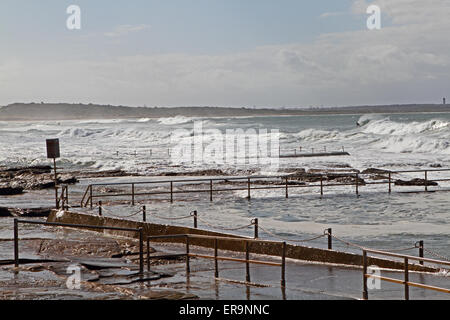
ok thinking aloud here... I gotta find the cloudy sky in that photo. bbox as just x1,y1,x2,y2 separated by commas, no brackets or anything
0,0,449,108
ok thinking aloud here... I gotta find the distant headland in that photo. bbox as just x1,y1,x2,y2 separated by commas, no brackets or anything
1,102,450,121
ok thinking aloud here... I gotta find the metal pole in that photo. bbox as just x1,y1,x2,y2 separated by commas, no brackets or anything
186,236,190,274
170,182,173,203
90,185,93,209
14,219,19,268
320,176,324,197
404,258,409,300
193,211,198,229
388,172,392,194
363,250,368,300
281,242,286,288
214,238,219,278
245,241,250,283
131,183,135,206
327,228,332,250
98,201,102,216
53,158,59,209
147,238,150,272
425,171,428,192
142,205,146,222
139,228,144,275
285,178,288,199
419,241,424,266
253,218,259,239
210,180,213,202
355,173,359,196
247,178,251,200
65,186,69,210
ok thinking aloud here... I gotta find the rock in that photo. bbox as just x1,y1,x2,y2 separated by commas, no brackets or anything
361,168,391,175
161,169,227,176
13,207,53,218
0,207,13,217
395,179,438,186
0,186,24,195
0,165,51,175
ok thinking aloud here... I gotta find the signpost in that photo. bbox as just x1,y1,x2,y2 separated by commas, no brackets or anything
46,139,60,209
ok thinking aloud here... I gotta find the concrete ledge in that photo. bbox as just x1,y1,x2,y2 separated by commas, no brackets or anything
47,210,437,273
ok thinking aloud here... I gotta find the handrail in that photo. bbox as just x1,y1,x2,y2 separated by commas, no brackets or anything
363,248,450,266
80,185,91,208
362,248,450,300
80,168,450,207
146,234,287,287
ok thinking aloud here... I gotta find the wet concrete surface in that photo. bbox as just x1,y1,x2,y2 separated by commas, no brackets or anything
140,243,450,300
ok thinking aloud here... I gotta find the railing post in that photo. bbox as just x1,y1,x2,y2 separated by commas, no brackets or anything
147,238,150,272
210,180,213,202
285,178,288,199
327,228,332,250
404,258,409,300
214,238,219,278
253,218,259,239
186,236,190,274
60,186,67,210
247,178,251,200
424,171,428,192
388,172,392,194
98,201,102,216
320,176,324,197
363,250,368,300
65,186,69,210
90,185,93,209
419,241,424,266
139,228,144,275
245,241,250,283
131,183,135,206
14,219,19,268
355,173,359,196
193,210,198,229
170,182,173,203
281,242,286,288
142,205,146,222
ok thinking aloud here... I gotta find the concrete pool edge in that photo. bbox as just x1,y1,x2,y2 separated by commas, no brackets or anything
46,210,438,273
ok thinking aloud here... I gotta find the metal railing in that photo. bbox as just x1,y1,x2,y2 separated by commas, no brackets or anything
146,234,287,287
362,248,450,300
87,205,445,264
13,219,145,274
80,169,450,208
57,185,69,210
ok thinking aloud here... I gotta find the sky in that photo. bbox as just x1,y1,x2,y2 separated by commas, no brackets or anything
0,0,449,108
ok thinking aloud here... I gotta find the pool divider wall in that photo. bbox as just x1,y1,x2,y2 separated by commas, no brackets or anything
47,210,437,273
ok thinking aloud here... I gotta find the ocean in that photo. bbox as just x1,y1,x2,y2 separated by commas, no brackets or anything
0,112,449,260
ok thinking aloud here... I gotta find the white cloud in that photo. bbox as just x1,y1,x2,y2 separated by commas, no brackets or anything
104,24,151,38
319,11,347,19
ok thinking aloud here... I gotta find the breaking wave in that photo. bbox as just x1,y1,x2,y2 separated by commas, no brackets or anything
157,116,198,125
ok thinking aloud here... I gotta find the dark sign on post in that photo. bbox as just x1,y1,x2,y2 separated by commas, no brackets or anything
46,139,60,159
